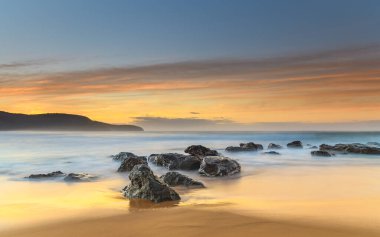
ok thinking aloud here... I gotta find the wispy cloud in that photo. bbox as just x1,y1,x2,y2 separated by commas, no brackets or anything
133,116,380,131
1,44,380,125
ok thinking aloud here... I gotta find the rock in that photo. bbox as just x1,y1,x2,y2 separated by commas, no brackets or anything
148,153,201,170
367,142,380,147
287,141,303,148
26,171,65,179
199,156,241,177
263,151,280,155
64,173,97,182
320,143,380,155
160,172,205,188
309,146,318,149
225,142,263,152
184,145,218,157
311,150,333,157
117,156,148,172
122,164,180,203
111,152,145,161
268,143,282,149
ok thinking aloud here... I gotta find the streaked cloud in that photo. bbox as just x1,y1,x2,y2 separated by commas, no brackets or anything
134,116,380,131
1,44,380,127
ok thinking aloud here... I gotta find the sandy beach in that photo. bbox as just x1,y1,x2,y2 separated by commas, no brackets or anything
1,207,379,237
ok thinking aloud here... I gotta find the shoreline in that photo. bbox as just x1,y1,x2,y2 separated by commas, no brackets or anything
1,206,378,237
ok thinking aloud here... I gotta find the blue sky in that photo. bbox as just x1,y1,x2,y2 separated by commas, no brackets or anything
1,0,380,130
1,0,380,72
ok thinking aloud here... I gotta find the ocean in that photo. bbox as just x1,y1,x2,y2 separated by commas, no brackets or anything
1,131,380,230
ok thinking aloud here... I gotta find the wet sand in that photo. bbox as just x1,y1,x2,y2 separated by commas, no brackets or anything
2,161,380,236
1,207,378,237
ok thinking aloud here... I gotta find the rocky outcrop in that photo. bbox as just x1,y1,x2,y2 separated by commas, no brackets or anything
117,156,148,172
311,150,333,157
111,152,145,162
122,164,180,203
320,143,380,155
225,142,263,152
199,156,241,177
263,151,280,155
184,145,218,157
160,172,205,188
268,143,282,149
287,141,303,148
148,153,201,170
26,171,65,179
64,173,97,182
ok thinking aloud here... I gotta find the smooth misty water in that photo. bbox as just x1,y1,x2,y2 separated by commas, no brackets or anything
1,131,380,178
1,131,380,230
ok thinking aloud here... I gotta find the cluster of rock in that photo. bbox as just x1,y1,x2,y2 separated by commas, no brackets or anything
268,143,282,149
160,171,205,188
114,153,148,172
319,143,380,155
26,171,97,182
311,150,333,157
26,140,380,204
148,153,201,170
122,164,181,203
114,145,240,202
287,141,303,148
226,142,263,152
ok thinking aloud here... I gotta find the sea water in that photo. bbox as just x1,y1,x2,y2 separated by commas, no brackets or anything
1,131,380,230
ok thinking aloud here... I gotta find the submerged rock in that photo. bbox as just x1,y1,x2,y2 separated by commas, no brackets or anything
184,145,218,157
148,153,201,170
122,164,180,203
117,156,148,172
160,171,205,188
263,151,280,155
225,142,263,152
64,173,97,182
267,143,282,149
320,143,380,155
287,141,303,148
111,152,145,162
309,146,318,149
199,156,241,177
311,150,333,157
26,171,65,179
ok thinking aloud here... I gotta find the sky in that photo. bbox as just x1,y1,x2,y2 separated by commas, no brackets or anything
1,0,380,130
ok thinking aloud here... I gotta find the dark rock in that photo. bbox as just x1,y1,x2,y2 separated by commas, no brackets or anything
122,164,180,203
320,143,380,155
225,142,263,152
117,156,148,172
64,173,97,182
26,171,65,179
367,142,380,147
148,153,201,170
199,156,241,177
160,172,205,188
309,146,318,149
111,152,145,161
311,150,333,157
287,141,303,148
263,151,280,155
184,145,218,157
268,143,282,149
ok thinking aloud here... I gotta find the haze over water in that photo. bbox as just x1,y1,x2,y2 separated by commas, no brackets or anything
1,131,380,231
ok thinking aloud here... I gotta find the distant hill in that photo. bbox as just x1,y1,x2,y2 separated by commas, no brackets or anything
0,111,143,131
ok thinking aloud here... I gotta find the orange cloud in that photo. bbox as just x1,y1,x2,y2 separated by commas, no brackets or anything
1,44,380,125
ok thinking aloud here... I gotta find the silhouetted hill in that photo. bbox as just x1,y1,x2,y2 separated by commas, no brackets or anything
0,111,143,131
